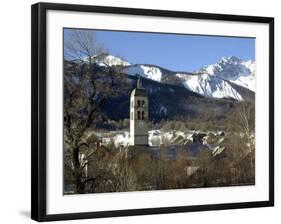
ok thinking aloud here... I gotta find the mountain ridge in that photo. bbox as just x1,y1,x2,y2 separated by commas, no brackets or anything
74,54,255,101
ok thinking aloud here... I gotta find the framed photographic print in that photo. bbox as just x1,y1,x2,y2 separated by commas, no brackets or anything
31,2,274,222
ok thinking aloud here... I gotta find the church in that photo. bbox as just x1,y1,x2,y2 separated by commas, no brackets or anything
130,77,149,146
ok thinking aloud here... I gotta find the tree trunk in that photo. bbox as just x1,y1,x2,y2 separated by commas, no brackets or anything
72,147,84,193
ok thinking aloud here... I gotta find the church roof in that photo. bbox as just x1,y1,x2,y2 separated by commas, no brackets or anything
131,88,147,97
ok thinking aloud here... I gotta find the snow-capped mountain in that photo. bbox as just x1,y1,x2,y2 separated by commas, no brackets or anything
65,58,252,122
96,54,131,67
123,65,167,82
72,54,255,101
82,54,131,67
122,56,255,101
175,73,243,100
200,56,256,92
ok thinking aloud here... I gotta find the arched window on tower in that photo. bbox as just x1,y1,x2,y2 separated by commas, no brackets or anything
137,100,141,107
137,111,141,120
142,111,145,120
142,100,145,107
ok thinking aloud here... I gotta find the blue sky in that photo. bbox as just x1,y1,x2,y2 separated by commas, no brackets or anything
64,29,255,72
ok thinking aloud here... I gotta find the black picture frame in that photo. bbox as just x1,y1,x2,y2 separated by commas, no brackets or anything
31,2,274,222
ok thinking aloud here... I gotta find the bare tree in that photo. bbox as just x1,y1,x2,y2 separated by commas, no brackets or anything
237,101,255,179
65,30,104,62
63,30,118,193
110,151,138,192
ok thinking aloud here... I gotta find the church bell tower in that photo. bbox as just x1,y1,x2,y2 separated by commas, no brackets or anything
130,77,149,146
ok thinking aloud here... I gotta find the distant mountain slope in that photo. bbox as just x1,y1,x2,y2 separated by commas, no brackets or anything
70,54,255,101
101,75,240,123
64,60,244,124
175,73,243,100
123,64,166,82
75,53,131,67
199,56,256,92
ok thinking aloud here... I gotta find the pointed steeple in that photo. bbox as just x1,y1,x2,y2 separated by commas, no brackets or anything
136,75,143,89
